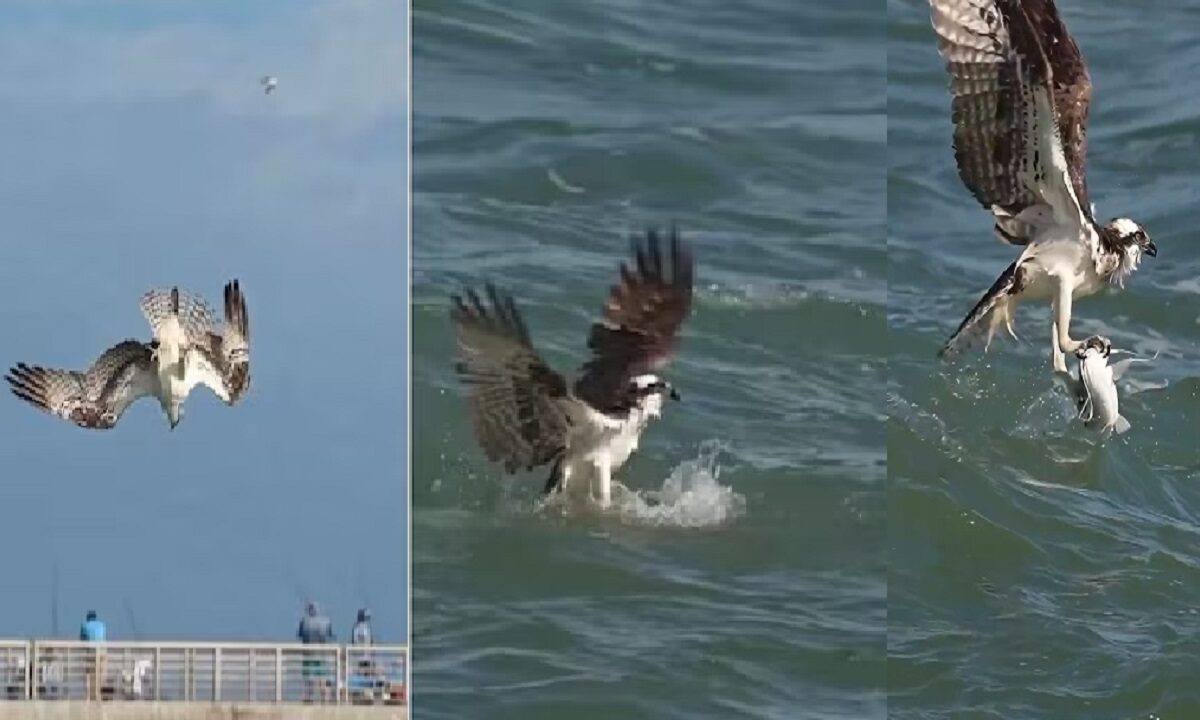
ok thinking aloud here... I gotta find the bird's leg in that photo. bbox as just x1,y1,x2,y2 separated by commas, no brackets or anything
1051,319,1068,374
595,458,612,509
1052,278,1082,364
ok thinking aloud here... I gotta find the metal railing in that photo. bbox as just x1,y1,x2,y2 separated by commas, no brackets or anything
0,640,406,705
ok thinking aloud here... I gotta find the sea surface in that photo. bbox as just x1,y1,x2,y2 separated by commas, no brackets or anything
412,1,885,717
889,0,1200,716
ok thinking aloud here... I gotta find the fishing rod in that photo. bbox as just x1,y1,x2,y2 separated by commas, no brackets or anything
50,556,59,637
123,599,141,641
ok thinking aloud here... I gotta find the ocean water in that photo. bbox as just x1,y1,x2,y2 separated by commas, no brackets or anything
889,0,1200,716
412,0,885,717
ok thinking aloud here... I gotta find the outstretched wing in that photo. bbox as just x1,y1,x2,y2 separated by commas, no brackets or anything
928,0,1093,244
139,286,218,346
186,280,251,405
452,285,571,474
573,227,694,415
5,340,156,430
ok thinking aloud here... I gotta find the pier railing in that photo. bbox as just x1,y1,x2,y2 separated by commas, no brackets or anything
0,640,406,705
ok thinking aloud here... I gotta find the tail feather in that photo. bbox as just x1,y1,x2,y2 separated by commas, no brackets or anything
939,261,1025,358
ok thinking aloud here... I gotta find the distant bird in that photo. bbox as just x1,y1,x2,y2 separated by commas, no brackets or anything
928,0,1156,373
260,75,278,94
6,280,251,430
452,229,694,508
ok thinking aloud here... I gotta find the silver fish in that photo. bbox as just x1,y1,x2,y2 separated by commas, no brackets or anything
1054,336,1152,436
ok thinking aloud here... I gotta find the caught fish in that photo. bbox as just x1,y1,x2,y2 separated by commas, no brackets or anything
1054,336,1153,436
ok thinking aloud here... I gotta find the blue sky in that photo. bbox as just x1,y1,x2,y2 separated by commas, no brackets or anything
0,0,408,642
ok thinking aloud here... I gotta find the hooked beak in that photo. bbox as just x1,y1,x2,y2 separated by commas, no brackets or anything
1145,240,1158,257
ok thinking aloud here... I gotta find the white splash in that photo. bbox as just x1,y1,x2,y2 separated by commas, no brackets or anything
547,168,585,194
611,441,745,528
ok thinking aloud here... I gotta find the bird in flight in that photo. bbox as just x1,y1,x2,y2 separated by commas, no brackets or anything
452,228,694,508
260,75,278,94
928,0,1156,373
6,280,251,430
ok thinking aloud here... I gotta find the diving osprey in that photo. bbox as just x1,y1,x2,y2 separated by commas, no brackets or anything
6,280,251,430
929,0,1156,372
452,228,694,508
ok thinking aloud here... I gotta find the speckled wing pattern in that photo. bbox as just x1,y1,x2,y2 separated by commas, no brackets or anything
573,228,694,416
5,340,156,429
188,280,251,405
452,285,572,474
139,286,218,346
928,0,1093,243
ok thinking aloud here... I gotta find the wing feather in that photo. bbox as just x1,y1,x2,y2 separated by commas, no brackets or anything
139,287,217,346
5,340,156,429
573,227,694,415
929,0,1093,241
187,280,251,404
452,285,571,474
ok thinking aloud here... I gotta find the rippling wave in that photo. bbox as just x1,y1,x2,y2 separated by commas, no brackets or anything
414,0,885,716
889,1,1200,717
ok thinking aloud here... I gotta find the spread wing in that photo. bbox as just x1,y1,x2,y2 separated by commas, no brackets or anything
185,280,251,405
139,286,218,346
5,340,156,430
452,285,571,474
573,228,694,415
929,0,1092,244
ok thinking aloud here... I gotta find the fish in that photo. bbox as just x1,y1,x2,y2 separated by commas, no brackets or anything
1053,336,1153,436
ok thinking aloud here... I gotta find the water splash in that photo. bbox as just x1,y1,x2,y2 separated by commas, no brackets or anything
611,441,746,528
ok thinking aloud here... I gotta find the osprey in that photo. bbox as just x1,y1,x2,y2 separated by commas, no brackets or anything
451,228,694,508
929,0,1156,373
6,280,251,430
260,75,278,94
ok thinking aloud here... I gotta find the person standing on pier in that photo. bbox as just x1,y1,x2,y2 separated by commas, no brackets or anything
79,610,106,701
351,608,372,646
297,602,334,703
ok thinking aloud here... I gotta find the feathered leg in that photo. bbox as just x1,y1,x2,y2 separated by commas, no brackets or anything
595,458,612,509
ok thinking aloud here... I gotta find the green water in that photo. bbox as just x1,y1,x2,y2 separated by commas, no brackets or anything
412,0,885,717
411,0,1200,715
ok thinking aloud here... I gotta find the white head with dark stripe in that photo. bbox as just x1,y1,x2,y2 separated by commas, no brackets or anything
630,373,679,419
1102,217,1157,285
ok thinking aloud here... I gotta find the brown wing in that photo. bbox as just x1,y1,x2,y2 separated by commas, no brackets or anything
929,0,1093,242
452,285,571,474
192,280,251,405
5,340,156,430
1020,0,1092,214
573,227,694,415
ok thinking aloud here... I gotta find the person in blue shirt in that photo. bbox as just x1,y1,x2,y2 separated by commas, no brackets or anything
79,610,106,642
79,610,106,700
297,602,334,702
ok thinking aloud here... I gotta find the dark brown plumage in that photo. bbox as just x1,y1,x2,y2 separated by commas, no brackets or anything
574,228,694,415
452,285,571,474
930,0,1094,242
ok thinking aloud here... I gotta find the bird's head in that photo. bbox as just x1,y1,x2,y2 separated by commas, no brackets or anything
165,402,183,430
630,374,678,418
1103,217,1156,283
